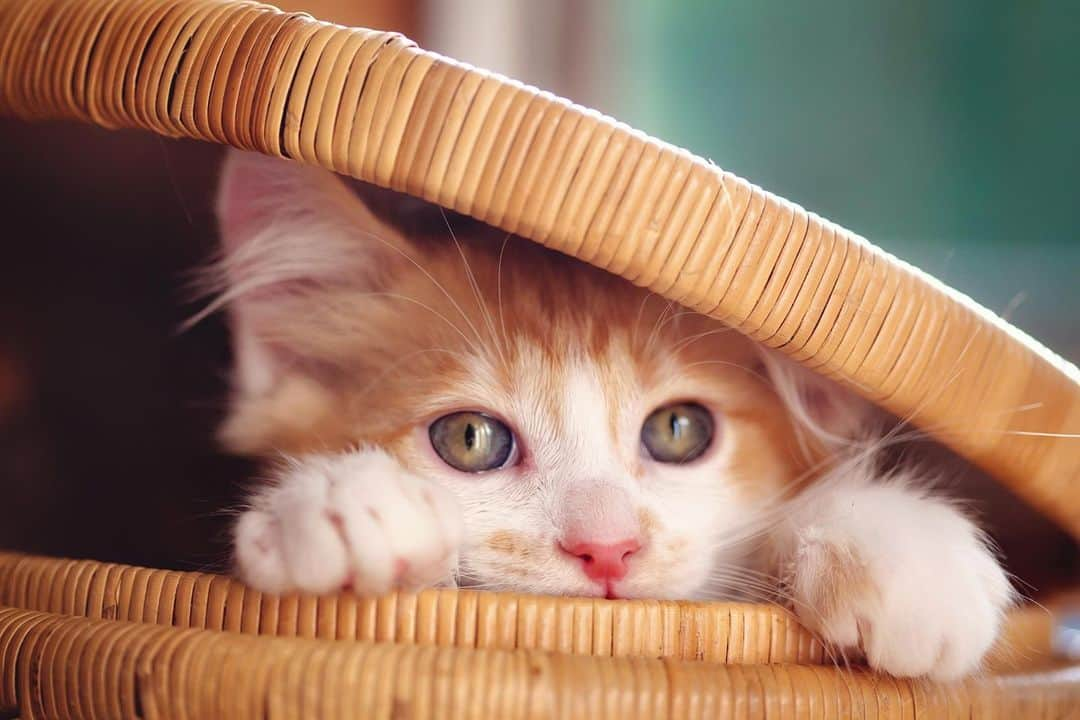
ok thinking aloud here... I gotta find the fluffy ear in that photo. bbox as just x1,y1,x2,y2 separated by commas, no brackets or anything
211,150,408,452
215,149,408,305
757,348,880,452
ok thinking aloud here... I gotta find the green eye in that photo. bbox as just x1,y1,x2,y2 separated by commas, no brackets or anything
429,412,516,473
641,402,714,464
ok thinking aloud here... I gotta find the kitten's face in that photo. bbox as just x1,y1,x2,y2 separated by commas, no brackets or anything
216,152,808,600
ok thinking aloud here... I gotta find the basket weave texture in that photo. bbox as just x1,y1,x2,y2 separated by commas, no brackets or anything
0,0,1078,717
1,554,1078,719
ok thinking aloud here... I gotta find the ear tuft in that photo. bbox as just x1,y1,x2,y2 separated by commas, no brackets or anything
758,348,879,451
215,150,404,299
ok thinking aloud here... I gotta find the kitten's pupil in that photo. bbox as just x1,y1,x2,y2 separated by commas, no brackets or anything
429,411,515,472
641,402,714,464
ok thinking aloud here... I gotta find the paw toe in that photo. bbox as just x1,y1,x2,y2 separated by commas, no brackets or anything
278,503,350,593
233,510,291,593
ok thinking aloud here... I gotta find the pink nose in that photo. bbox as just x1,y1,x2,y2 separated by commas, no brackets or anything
560,539,641,582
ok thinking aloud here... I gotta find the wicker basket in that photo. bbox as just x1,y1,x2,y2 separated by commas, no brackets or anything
1,553,1077,718
0,0,1077,717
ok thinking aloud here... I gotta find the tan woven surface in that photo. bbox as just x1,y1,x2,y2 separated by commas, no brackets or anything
4,607,1080,720
0,0,1076,536
0,553,1068,671
0,554,1077,719
2,608,1080,720
0,553,826,665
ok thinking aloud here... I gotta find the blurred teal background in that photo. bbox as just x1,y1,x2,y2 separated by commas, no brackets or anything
615,0,1079,361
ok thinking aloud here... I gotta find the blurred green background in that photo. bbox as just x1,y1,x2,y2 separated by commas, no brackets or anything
615,0,1078,360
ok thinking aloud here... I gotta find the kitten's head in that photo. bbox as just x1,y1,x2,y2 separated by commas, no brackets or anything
213,150,869,600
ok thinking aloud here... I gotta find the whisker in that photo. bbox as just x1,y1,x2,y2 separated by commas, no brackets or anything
1002,430,1080,438
356,227,490,355
351,290,481,356
631,292,658,351
671,325,738,353
348,346,474,405
645,299,678,354
495,232,513,354
440,208,507,368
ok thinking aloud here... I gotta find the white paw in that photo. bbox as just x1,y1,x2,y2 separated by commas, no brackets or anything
786,485,1012,681
233,449,463,595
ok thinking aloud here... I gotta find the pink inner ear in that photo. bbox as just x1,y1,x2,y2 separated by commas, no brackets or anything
217,153,277,253
804,386,835,424
213,149,414,308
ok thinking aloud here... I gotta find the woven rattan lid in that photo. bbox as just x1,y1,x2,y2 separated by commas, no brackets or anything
0,0,1077,535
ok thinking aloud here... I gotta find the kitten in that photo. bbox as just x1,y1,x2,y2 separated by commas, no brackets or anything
212,150,1012,680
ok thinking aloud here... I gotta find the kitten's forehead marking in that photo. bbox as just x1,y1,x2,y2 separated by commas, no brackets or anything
494,343,635,481
561,361,615,457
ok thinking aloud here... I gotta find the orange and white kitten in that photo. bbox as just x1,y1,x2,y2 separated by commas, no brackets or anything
214,151,1011,680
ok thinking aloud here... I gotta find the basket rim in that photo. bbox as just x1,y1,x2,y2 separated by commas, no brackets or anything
0,552,1075,717
1,603,1074,718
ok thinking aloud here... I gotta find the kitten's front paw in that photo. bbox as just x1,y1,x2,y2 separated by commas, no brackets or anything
788,496,1012,681
233,450,463,595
